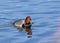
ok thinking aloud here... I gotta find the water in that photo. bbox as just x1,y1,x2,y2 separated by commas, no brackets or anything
0,0,60,43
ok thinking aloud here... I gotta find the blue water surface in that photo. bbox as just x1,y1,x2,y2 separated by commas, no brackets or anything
0,0,60,43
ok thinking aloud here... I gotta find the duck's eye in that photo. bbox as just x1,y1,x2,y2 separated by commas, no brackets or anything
30,18,31,20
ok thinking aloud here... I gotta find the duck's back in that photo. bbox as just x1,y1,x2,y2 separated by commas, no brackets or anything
14,19,25,28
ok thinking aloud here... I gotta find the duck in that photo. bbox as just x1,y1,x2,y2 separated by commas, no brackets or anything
13,16,32,29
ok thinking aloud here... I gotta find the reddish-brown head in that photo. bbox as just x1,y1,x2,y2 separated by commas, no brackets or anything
25,16,31,24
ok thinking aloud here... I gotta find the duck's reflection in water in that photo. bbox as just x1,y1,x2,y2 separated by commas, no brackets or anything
26,27,32,38
17,27,32,38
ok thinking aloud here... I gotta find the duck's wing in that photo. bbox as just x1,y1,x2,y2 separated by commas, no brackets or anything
14,19,25,27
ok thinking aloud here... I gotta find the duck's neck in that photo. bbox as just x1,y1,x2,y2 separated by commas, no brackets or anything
25,22,31,25
22,22,31,28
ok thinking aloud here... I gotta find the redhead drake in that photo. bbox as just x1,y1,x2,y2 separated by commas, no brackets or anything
13,16,32,29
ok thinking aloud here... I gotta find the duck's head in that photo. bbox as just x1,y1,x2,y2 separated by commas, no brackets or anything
22,16,31,28
25,16,31,24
